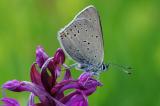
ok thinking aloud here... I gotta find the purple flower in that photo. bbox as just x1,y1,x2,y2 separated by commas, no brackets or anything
1,46,102,106
1,97,20,106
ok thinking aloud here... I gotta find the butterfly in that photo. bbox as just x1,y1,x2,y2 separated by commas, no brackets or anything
57,5,109,75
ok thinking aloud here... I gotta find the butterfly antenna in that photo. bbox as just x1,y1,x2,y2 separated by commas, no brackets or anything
108,63,133,75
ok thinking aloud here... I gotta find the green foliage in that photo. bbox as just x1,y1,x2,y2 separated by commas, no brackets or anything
0,0,160,106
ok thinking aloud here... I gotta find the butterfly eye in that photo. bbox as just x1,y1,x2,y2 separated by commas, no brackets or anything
102,64,106,70
101,64,109,71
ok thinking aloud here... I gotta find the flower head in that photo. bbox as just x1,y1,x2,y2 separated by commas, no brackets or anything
1,46,102,106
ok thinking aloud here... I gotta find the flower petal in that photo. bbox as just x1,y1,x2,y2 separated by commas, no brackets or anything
28,93,35,106
36,46,49,68
48,48,65,77
78,72,102,96
1,97,20,106
2,80,27,92
63,69,72,81
55,81,82,96
30,63,42,86
34,103,45,106
41,58,56,92
2,80,64,106
52,72,102,98
61,90,88,106
83,87,97,96
47,58,59,78
78,72,92,83
51,80,82,99
40,48,66,92
54,48,65,65
41,68,54,93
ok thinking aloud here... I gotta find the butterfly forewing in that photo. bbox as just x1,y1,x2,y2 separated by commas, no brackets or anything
58,5,104,67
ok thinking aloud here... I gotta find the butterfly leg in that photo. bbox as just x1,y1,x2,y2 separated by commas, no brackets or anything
63,63,78,70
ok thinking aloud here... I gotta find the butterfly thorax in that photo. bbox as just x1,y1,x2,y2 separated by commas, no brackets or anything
77,63,109,74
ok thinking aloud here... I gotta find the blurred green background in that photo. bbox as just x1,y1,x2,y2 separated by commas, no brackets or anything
0,0,160,106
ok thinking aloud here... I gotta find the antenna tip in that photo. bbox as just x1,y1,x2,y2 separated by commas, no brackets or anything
127,72,132,75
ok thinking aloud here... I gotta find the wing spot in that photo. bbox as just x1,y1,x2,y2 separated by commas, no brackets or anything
85,29,87,32
95,55,97,57
88,42,90,45
60,32,66,37
96,36,98,38
74,34,76,37
87,48,89,50
77,30,79,33
83,40,87,42
74,25,76,28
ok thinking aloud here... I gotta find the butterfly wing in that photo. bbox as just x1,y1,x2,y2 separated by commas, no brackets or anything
58,5,104,66
75,5,104,60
